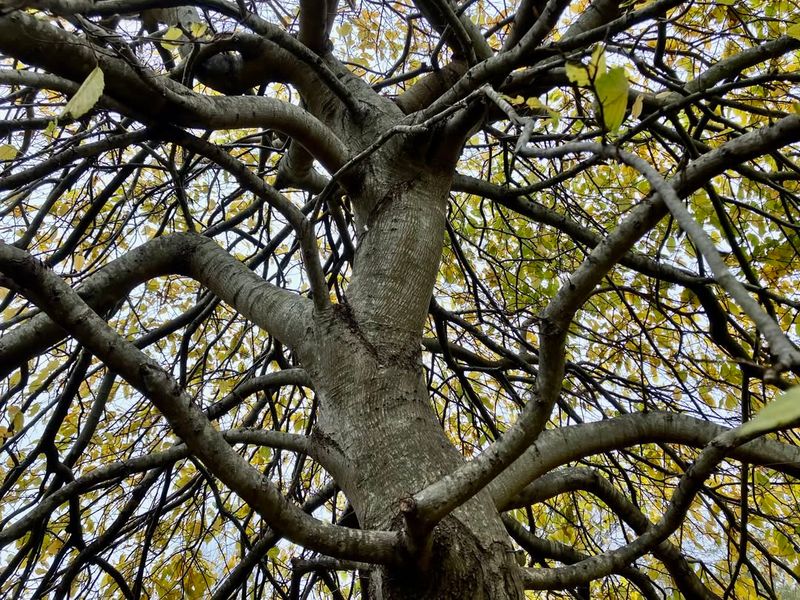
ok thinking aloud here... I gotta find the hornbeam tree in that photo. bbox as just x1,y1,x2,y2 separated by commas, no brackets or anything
2,0,800,598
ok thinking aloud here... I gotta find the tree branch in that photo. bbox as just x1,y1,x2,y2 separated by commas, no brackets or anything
0,233,311,378
0,426,342,547
0,242,402,564
520,141,800,371
504,516,660,599
405,114,800,536
413,0,492,63
0,11,349,172
520,417,791,589
298,0,338,54
211,482,339,599
493,412,800,510
509,467,719,599
159,128,332,312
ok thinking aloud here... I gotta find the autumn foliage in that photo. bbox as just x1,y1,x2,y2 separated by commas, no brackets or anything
2,0,800,598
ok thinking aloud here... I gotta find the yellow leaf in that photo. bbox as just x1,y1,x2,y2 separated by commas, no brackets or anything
29,360,58,390
161,26,183,51
44,120,57,138
8,406,23,431
189,22,207,38
44,537,62,557
526,97,545,110
594,67,629,132
8,370,21,388
0,144,17,161
62,66,104,120
565,62,589,87
630,94,644,120
589,44,606,78
338,22,353,37
788,23,800,40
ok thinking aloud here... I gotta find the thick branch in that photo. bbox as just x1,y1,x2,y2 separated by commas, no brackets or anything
408,114,800,532
493,412,800,510
520,419,780,589
413,0,492,63
0,233,311,378
211,482,338,599
396,0,622,113
0,243,402,564
520,142,800,369
655,35,800,106
505,517,659,599
298,0,337,53
158,128,331,311
0,11,349,172
418,0,574,120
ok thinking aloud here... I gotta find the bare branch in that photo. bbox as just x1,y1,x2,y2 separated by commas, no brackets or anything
508,467,719,599
0,425,342,546
520,417,792,589
521,141,800,370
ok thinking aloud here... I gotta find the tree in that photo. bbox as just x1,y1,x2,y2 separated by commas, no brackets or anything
1,0,800,597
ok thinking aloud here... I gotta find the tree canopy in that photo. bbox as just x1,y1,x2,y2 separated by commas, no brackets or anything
2,0,800,598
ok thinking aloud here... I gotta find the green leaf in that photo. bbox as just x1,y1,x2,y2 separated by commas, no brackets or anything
0,144,17,161
594,67,629,132
566,63,589,87
62,66,104,120
788,23,800,40
740,386,800,437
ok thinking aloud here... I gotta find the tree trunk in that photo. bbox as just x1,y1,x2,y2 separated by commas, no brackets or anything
303,316,522,599
296,157,524,598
